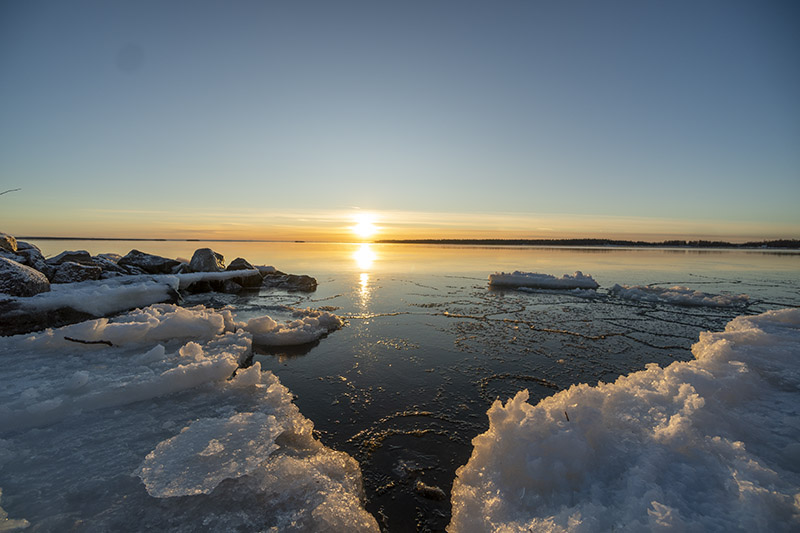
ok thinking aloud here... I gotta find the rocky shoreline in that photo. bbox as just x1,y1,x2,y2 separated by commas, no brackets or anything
0,232,317,336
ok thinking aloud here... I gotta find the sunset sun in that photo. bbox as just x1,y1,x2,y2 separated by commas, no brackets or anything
352,214,378,240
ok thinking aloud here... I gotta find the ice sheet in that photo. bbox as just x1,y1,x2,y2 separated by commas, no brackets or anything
610,284,749,307
489,271,600,290
0,304,376,531
449,309,800,532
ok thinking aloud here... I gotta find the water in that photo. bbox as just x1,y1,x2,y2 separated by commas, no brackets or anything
25,240,800,531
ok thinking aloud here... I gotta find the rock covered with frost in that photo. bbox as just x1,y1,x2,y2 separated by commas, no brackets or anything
0,256,50,297
489,271,600,290
46,249,94,266
449,309,800,532
51,261,102,283
118,249,181,274
189,248,225,272
0,232,17,253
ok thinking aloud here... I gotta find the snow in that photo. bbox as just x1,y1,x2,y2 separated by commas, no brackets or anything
244,308,344,346
13,276,180,316
610,284,749,307
489,271,600,290
0,303,376,531
449,308,800,532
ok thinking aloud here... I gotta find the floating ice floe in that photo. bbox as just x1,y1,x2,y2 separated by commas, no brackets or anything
449,308,800,532
489,271,600,290
610,284,749,307
0,303,376,531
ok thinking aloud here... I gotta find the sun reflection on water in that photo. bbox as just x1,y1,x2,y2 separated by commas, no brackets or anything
353,243,376,270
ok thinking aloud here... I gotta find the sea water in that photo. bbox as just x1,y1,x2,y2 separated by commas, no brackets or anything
9,241,800,530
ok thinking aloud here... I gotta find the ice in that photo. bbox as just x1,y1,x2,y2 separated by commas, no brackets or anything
136,412,283,497
489,271,600,290
0,304,377,531
244,308,344,346
449,309,800,532
14,276,180,316
610,284,749,307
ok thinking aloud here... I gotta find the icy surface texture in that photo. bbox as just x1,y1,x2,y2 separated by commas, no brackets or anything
489,271,600,290
0,304,375,531
245,308,344,346
15,276,180,316
449,309,800,532
610,284,749,307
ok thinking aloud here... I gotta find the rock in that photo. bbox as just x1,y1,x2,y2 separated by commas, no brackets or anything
92,255,129,276
0,256,50,297
52,261,102,283
96,252,122,263
414,481,447,501
16,247,50,277
16,240,41,253
189,248,225,272
262,271,317,292
46,250,95,266
171,262,192,275
0,233,17,253
0,299,94,336
117,249,181,275
222,280,243,293
227,257,256,271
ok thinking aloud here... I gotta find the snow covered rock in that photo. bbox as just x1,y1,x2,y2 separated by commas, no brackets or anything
449,309,800,532
489,271,600,290
0,232,17,253
118,249,181,274
189,248,225,272
0,256,50,297
51,261,102,283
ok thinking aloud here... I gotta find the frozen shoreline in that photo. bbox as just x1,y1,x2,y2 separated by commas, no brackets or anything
449,309,800,532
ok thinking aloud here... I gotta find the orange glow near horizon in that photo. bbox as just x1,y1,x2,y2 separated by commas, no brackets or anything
4,207,796,244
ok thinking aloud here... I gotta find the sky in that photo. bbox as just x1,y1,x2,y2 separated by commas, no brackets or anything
1,0,798,242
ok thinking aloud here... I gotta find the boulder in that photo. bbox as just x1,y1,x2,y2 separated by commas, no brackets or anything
16,246,49,274
93,255,129,276
52,261,102,283
46,250,95,266
189,248,225,272
171,262,192,275
96,252,122,263
225,258,264,288
222,279,243,293
262,271,317,292
226,257,256,271
0,256,50,297
16,240,41,253
0,232,17,253
117,249,181,275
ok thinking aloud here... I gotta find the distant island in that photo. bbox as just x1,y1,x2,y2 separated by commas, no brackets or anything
376,238,800,249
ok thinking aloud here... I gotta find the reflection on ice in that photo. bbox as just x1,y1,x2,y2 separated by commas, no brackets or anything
354,243,377,271
359,272,372,308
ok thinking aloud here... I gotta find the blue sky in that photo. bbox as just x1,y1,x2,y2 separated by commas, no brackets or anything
1,0,798,241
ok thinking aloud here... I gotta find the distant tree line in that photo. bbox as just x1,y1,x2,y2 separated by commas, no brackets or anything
376,238,800,249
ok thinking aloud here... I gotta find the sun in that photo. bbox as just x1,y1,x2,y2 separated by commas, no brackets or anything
352,214,378,240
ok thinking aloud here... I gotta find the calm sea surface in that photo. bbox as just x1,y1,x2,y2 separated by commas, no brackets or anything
27,240,800,531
